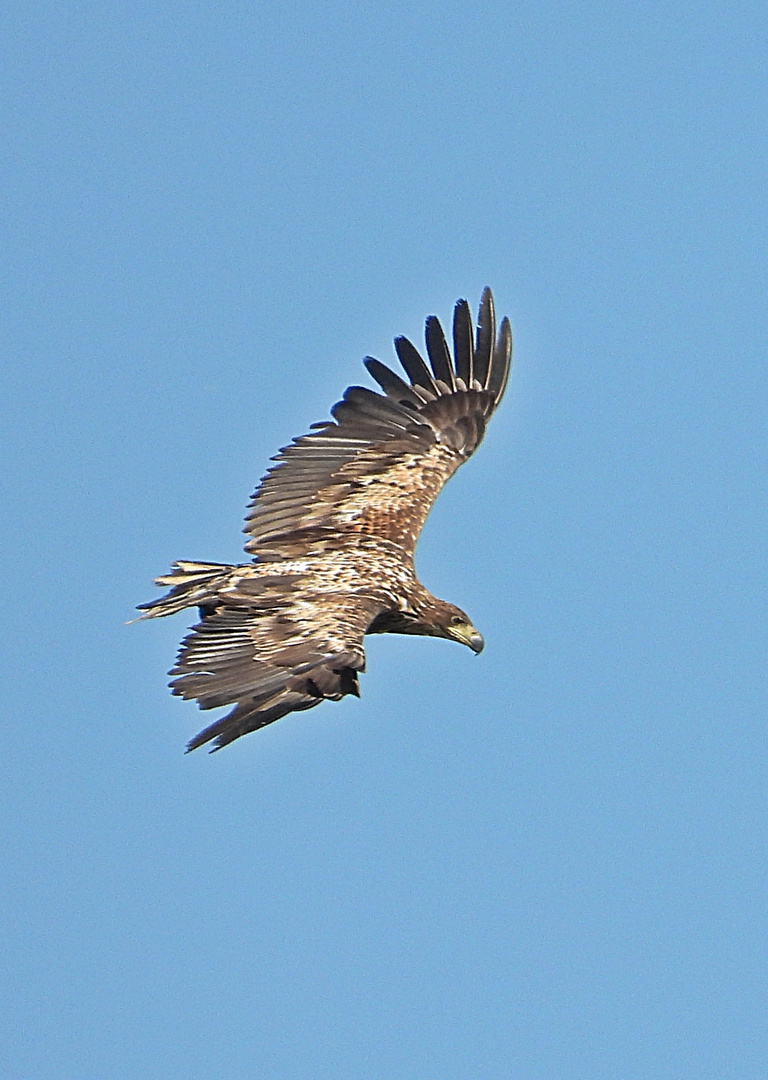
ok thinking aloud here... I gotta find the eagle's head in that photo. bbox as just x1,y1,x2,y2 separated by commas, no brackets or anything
367,598,485,653
432,603,485,654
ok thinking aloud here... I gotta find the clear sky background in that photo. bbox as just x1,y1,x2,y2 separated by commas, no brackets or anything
3,2,767,1077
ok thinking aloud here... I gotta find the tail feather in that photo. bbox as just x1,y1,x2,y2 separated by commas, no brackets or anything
135,561,239,619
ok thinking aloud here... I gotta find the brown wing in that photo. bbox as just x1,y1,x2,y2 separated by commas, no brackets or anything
244,288,512,558
169,576,384,752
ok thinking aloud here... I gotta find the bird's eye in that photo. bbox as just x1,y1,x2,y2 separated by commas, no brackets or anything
450,615,465,626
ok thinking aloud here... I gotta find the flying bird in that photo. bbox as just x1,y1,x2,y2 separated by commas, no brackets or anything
139,288,512,751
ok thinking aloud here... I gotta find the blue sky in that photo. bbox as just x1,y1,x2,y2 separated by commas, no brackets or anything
3,2,767,1077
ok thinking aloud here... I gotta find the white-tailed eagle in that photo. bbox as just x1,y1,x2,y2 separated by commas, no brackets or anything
139,289,512,751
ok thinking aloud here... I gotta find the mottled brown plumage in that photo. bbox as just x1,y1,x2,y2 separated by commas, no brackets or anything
139,289,512,751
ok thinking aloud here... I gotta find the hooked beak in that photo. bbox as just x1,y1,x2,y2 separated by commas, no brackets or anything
449,623,485,654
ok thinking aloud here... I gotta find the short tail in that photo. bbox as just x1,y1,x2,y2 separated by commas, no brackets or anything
135,561,238,619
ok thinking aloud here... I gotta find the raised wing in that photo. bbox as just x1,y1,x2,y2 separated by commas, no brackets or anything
244,288,512,558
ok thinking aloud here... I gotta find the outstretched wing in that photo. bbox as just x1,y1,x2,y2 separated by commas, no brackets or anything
169,576,384,751
244,288,512,558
